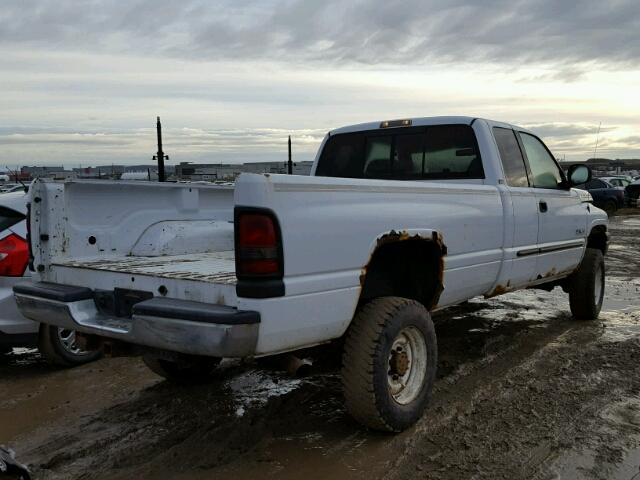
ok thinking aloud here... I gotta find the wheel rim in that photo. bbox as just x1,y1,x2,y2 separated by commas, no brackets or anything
387,326,428,405
594,263,604,307
57,328,86,356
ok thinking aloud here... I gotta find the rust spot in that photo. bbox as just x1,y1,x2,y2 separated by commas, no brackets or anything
486,280,512,298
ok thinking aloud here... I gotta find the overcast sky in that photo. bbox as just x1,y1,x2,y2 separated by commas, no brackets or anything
1,0,639,168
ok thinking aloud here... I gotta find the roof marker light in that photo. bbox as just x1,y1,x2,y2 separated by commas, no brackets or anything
380,119,412,128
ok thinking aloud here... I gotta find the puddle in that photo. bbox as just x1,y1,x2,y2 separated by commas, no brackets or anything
542,398,640,480
226,369,302,410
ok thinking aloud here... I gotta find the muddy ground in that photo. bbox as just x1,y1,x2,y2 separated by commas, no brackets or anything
1,214,640,480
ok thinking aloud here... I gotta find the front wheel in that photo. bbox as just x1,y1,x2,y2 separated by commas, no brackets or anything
341,296,437,432
38,324,103,367
568,248,605,320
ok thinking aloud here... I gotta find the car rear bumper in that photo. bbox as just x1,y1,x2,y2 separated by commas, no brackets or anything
13,282,260,358
0,277,39,336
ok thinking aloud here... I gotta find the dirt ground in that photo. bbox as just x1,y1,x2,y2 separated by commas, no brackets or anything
1,214,640,480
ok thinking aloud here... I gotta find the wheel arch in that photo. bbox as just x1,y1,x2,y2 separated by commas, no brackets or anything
587,224,609,255
358,229,447,312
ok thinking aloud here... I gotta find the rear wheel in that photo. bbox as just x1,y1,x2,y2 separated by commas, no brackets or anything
143,354,221,384
341,296,437,432
38,325,102,367
603,200,617,215
568,248,605,320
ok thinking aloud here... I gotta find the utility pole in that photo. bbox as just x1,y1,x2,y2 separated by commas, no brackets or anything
287,135,293,174
592,122,601,161
153,116,168,182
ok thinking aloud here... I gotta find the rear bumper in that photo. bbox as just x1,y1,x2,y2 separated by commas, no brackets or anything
13,282,260,358
0,277,39,336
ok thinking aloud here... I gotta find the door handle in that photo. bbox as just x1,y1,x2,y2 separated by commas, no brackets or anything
539,200,548,213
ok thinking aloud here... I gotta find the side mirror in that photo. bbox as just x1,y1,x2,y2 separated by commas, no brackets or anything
567,164,592,187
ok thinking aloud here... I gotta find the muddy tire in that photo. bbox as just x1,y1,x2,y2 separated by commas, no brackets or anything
143,354,221,384
341,296,437,432
38,324,102,367
568,248,605,320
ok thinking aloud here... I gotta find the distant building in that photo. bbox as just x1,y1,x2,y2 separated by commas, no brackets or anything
175,161,313,181
21,165,65,176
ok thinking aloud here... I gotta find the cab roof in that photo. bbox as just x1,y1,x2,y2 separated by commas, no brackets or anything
329,116,534,137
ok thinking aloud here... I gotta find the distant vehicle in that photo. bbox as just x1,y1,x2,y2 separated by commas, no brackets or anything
576,178,625,214
600,176,632,189
15,116,608,432
120,171,157,181
0,174,10,183
0,184,27,194
625,179,640,208
0,191,101,365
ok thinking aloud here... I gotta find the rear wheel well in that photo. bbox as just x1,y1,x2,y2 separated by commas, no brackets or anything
587,225,608,255
359,237,444,310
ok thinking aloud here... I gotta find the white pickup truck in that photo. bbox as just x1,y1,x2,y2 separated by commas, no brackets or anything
14,116,608,432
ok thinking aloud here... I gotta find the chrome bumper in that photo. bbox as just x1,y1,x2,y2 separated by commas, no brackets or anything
14,284,259,358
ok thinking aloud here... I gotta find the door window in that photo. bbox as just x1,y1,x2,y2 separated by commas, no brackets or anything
519,133,564,189
493,127,529,187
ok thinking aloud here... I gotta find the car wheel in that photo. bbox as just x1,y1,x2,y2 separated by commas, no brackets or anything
341,296,437,432
143,354,221,384
38,324,103,367
568,248,605,320
603,200,617,215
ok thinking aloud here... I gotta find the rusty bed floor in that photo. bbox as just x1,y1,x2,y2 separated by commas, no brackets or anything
54,251,237,285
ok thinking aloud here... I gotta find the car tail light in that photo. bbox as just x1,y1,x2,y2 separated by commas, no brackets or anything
235,210,283,278
0,233,29,276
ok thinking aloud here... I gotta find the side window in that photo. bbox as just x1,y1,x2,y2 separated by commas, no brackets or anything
519,133,564,189
493,127,529,187
424,125,483,178
0,206,25,231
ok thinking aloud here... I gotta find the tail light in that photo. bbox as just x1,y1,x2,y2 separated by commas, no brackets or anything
0,233,29,277
235,210,283,278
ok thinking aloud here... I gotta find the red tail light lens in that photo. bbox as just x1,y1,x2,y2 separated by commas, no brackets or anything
0,233,29,277
236,212,282,277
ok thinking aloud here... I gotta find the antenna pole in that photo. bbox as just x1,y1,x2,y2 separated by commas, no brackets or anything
287,135,293,175
153,116,168,182
593,122,602,161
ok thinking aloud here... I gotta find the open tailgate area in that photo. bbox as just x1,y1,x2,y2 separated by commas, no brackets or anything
29,179,238,305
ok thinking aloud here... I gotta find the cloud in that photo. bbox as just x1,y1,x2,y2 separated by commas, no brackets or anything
1,0,639,70
0,126,325,166
522,123,615,138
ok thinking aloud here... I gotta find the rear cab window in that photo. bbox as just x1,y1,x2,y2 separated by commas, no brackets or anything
316,124,483,180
